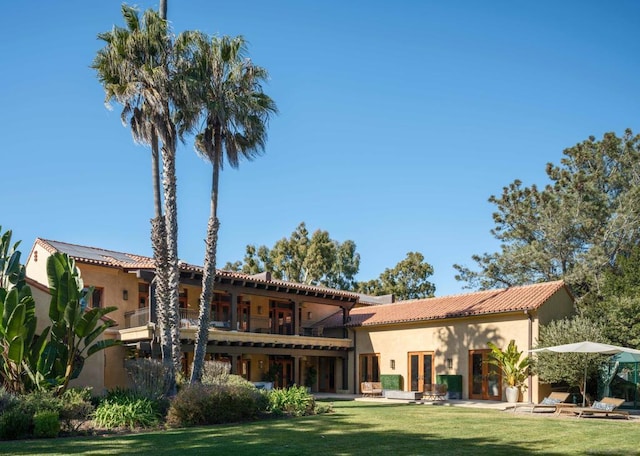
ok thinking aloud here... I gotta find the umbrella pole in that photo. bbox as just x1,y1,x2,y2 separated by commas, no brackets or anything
583,358,587,407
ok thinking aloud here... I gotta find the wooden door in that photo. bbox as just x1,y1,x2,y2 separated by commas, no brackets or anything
318,357,335,392
469,349,501,400
270,358,294,388
408,352,434,392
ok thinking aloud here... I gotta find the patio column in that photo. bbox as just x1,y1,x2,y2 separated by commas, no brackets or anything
293,355,302,386
230,291,238,330
293,300,300,335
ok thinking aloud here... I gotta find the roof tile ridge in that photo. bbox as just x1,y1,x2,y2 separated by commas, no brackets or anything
35,238,58,254
378,287,509,307
503,280,565,291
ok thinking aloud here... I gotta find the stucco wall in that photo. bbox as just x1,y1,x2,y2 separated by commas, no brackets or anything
26,248,135,393
353,312,533,399
351,288,575,402
530,287,576,400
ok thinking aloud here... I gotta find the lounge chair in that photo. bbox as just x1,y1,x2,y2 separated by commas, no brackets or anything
572,397,629,419
423,383,447,401
529,392,571,413
361,382,383,397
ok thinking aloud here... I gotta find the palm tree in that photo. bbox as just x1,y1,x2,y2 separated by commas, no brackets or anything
93,4,182,390
183,33,277,383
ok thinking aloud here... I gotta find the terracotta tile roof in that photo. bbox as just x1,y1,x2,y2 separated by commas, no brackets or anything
36,239,359,302
321,280,570,328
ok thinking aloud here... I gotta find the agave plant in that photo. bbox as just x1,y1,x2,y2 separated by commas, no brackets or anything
487,340,532,392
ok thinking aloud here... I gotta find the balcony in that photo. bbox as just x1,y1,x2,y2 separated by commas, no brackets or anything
125,307,235,330
121,307,351,350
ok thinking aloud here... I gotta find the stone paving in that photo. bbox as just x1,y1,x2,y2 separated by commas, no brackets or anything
313,393,640,418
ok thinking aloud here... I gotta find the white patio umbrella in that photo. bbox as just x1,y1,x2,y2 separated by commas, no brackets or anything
530,341,640,406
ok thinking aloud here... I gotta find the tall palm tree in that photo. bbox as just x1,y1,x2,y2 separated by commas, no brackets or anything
93,4,182,389
183,33,277,383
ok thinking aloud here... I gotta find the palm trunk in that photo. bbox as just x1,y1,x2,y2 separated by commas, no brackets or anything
161,138,182,377
190,152,221,383
150,130,176,393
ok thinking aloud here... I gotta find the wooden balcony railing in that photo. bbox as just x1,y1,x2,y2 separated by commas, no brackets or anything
123,308,327,339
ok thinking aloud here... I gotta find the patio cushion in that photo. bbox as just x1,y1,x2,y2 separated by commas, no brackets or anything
591,401,615,412
541,397,561,405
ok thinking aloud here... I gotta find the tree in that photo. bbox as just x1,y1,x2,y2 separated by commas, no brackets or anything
225,224,436,299
0,228,49,394
584,245,640,349
455,130,640,303
533,315,608,398
46,253,120,395
93,4,183,389
224,222,361,290
185,33,277,383
355,252,436,300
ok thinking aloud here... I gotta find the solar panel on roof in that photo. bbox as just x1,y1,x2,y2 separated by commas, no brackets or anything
47,240,134,264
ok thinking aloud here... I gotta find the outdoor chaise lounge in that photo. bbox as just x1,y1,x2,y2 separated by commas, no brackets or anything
572,397,629,419
528,392,571,413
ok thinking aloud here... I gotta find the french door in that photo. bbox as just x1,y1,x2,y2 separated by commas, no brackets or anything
469,349,501,400
318,357,336,392
359,354,380,383
408,351,434,392
270,358,294,388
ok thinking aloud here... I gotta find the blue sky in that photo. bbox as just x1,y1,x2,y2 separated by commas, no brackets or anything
2,1,639,296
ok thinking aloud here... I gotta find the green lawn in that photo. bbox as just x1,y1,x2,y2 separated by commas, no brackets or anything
2,401,639,455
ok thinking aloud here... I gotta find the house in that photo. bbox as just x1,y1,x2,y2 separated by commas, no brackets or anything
323,280,574,402
25,238,357,393
25,238,575,401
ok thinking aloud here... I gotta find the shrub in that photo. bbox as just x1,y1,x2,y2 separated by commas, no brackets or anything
125,358,173,401
268,385,315,417
19,390,63,416
33,410,60,438
0,409,32,440
59,388,94,433
93,390,159,430
200,360,231,385
167,379,263,427
0,388,18,415
314,401,333,415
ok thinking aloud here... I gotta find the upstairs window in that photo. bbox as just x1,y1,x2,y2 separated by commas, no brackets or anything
81,287,103,310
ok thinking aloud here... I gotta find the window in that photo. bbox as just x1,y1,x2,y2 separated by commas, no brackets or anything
179,289,188,309
138,283,149,309
81,287,103,309
210,292,230,321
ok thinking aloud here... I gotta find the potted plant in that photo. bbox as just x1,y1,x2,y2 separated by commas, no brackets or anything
487,340,532,403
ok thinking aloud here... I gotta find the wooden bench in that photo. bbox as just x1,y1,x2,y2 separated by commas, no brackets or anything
361,382,383,397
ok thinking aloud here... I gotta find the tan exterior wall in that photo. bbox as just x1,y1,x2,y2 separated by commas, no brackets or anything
353,313,531,399
530,287,576,401
25,243,51,286
351,288,575,401
26,247,136,394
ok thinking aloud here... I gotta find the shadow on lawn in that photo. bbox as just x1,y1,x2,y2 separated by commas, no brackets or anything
1,408,561,456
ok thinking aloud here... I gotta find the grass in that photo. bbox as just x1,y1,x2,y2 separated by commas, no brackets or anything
1,401,639,455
